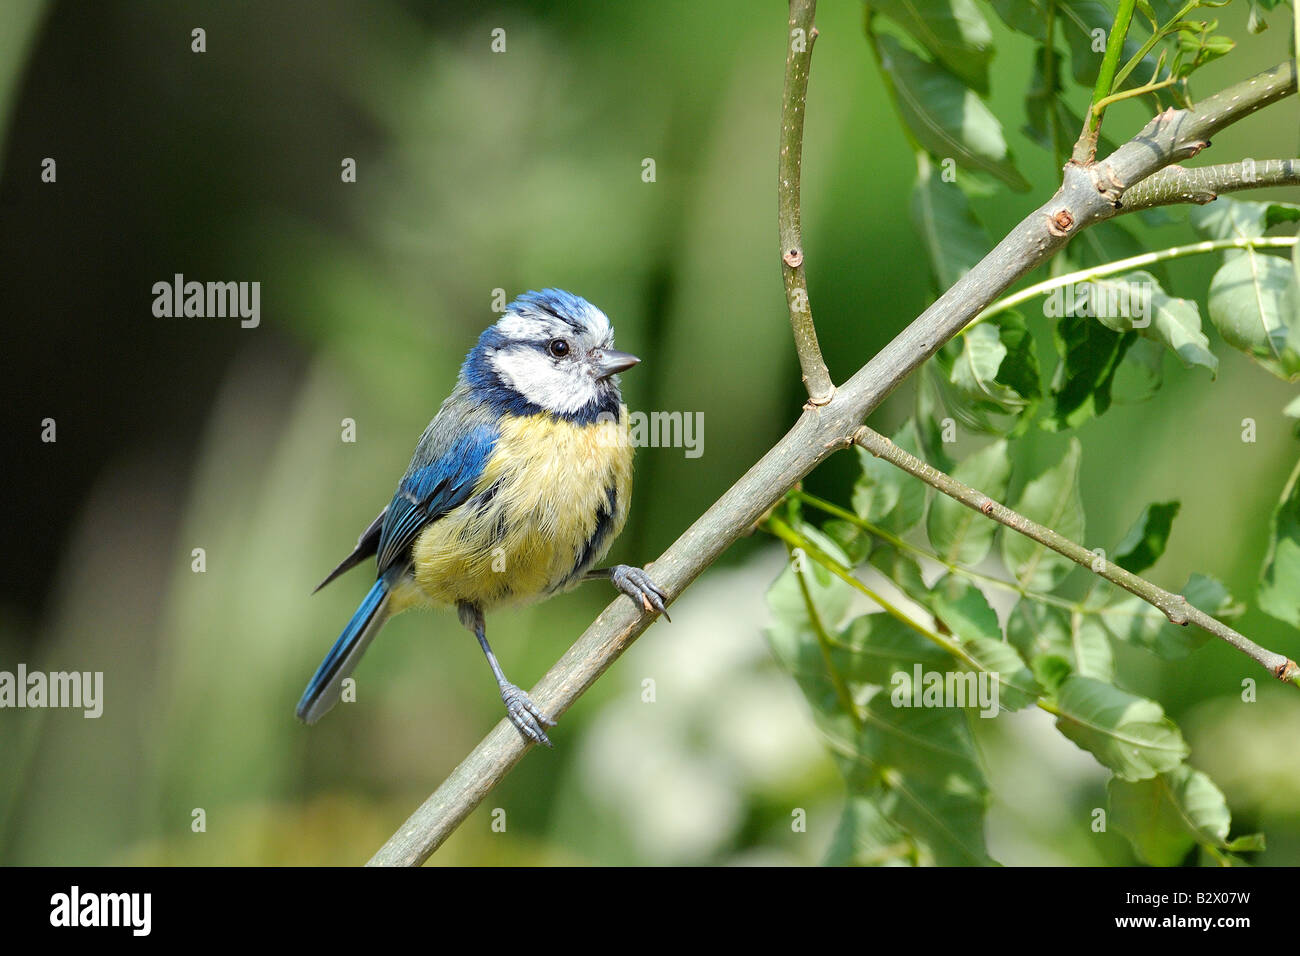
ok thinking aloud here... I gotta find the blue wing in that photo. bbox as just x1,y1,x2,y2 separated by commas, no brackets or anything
375,417,499,577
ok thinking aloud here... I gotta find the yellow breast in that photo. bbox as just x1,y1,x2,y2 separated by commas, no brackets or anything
410,408,633,609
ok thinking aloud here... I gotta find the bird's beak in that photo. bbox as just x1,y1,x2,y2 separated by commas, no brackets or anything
594,349,640,379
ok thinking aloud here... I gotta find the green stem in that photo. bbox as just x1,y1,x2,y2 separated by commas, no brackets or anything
1111,0,1198,92
1074,0,1138,164
791,489,1172,624
792,490,1072,610
1092,73,1178,113
764,515,975,667
786,540,865,729
971,235,1298,327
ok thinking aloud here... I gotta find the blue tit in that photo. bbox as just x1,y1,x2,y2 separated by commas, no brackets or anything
298,289,669,746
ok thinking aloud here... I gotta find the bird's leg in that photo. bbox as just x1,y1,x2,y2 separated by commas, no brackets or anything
457,602,555,748
583,565,671,622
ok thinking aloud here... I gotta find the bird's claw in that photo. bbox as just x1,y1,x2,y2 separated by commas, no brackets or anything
610,565,671,622
500,682,555,748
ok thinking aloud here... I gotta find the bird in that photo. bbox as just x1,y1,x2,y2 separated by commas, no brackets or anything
297,289,669,746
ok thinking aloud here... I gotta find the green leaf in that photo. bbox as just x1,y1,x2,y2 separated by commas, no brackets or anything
1190,199,1300,379
872,0,994,93
1058,0,1112,85
1113,501,1180,574
1048,271,1216,375
949,324,1010,398
1271,203,1300,228
911,152,993,291
869,546,931,601
988,0,1046,40
930,574,1000,642
1112,336,1165,404
1175,25,1235,78
824,795,914,865
1008,599,1115,682
961,636,1042,711
1049,676,1189,781
1258,457,1300,628
1058,0,1159,87
1045,263,1216,375
934,313,1041,435
1109,765,1255,866
1001,439,1085,590
1043,313,1135,430
991,313,1044,422
927,439,1012,564
876,34,1030,191
1112,272,1217,374
767,524,857,635
849,696,994,865
1207,252,1300,381
1245,0,1270,33
772,556,997,864
822,519,871,565
1190,198,1270,246
837,613,953,687
853,420,928,533
916,372,957,472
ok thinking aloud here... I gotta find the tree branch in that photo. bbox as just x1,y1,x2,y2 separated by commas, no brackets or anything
1117,158,1300,210
779,0,835,406
851,425,1300,684
367,59,1297,867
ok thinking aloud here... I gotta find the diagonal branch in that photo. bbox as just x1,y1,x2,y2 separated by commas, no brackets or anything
367,59,1297,867
779,0,835,405
852,425,1300,684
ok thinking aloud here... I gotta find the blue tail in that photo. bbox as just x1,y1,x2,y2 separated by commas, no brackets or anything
297,579,390,724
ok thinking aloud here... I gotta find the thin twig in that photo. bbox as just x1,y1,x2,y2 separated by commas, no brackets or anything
1110,0,1198,92
851,425,1300,684
764,515,973,667
1091,74,1178,113
779,0,835,405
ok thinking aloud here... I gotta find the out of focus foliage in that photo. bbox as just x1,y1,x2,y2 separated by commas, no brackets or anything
763,0,1300,865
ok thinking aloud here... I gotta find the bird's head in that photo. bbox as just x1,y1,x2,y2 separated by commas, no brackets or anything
464,289,639,422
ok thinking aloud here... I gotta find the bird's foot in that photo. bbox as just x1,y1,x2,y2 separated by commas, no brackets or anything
609,564,671,622
499,682,555,748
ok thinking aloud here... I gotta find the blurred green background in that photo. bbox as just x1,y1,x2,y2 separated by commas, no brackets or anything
0,0,1297,865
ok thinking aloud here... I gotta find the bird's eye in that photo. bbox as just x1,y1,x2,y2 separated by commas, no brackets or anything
548,339,570,358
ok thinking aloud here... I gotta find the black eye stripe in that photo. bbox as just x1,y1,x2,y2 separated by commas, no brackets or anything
531,302,587,333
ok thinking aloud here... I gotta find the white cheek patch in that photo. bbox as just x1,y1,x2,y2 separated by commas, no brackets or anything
491,348,598,415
